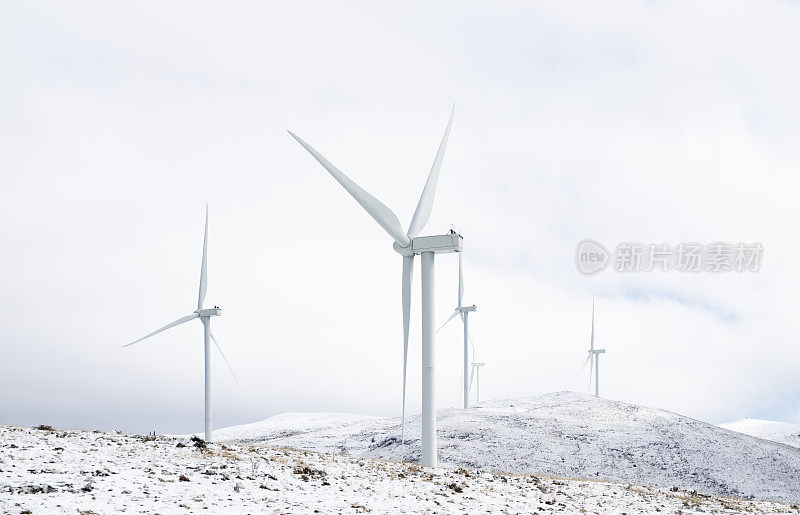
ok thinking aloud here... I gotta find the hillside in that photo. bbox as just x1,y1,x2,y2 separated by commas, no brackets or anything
215,392,800,504
1,425,796,514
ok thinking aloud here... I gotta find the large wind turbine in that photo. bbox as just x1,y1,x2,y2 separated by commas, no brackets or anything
289,106,460,467
583,295,606,397
123,206,235,443
437,251,477,409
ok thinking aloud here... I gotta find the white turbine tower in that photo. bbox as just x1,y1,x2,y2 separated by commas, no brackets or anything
583,295,606,397
289,106,460,467
123,206,235,443
437,251,476,409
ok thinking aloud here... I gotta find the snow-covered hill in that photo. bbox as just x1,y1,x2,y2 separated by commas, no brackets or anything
719,418,800,449
1,425,795,514
211,412,379,442
215,392,800,504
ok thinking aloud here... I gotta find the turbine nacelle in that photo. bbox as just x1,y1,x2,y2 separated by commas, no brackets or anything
412,233,463,255
196,307,222,317
393,233,463,257
457,305,477,313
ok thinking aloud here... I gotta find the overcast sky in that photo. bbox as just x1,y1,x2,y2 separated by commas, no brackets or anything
2,1,799,435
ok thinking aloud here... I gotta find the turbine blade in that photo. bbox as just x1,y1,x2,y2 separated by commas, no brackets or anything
435,309,460,334
401,255,414,444
198,205,208,310
588,354,594,392
210,330,239,387
469,364,475,392
123,313,199,347
469,332,476,361
288,131,410,247
580,351,592,371
407,105,455,238
468,330,478,393
458,251,464,308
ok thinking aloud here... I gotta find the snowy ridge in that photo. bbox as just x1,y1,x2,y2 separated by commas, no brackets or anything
209,412,379,443
217,392,800,504
719,418,800,449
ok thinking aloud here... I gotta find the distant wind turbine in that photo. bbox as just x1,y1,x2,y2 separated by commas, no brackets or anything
470,359,485,404
463,333,485,404
289,106,460,467
437,251,477,409
582,295,606,397
123,206,236,443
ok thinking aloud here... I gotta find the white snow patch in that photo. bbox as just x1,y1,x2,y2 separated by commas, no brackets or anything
196,412,379,443
719,418,800,449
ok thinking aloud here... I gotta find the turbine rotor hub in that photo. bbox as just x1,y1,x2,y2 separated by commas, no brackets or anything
393,241,414,257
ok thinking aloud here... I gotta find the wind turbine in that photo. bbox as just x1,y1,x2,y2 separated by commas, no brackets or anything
288,106,460,467
123,206,235,443
465,334,485,405
582,295,606,397
437,251,476,409
470,361,485,404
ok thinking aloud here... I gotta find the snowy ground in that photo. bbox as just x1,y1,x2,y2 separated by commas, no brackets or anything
719,418,800,449
211,392,800,505
2,424,798,514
